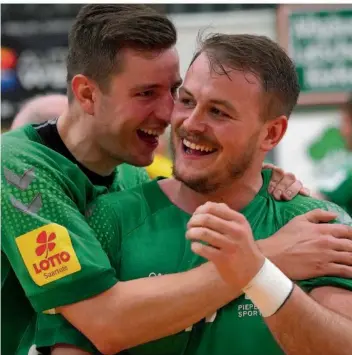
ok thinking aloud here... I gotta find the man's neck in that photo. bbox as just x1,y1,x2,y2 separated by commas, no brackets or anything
57,111,119,176
159,166,264,215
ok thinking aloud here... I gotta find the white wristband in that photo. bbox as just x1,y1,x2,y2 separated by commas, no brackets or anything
242,258,294,317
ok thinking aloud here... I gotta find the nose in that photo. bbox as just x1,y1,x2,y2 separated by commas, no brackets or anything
182,108,206,134
154,93,175,124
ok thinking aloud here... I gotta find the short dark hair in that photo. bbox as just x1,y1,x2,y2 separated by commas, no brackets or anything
67,4,177,101
190,33,300,120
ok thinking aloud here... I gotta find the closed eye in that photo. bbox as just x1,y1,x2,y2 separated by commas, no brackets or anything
171,86,179,99
210,107,229,117
180,98,195,108
137,90,155,98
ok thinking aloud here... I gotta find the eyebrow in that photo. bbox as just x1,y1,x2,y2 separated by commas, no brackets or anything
180,86,238,114
132,79,183,92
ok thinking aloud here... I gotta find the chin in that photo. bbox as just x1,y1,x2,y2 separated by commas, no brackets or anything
173,166,219,194
131,153,155,167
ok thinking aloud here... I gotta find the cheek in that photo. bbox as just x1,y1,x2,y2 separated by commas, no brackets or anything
170,129,181,153
96,99,118,125
347,123,352,135
217,127,257,159
171,102,187,125
159,93,175,110
222,140,245,159
111,103,148,131
219,125,246,149
132,101,158,123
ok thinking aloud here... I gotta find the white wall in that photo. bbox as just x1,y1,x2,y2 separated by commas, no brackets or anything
171,9,276,76
277,110,341,189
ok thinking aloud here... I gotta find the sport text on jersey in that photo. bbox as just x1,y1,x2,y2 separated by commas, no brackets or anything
16,224,81,286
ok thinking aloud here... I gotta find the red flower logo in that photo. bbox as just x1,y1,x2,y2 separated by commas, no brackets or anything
35,231,56,258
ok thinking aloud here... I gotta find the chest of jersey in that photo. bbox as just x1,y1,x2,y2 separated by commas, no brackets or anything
115,206,193,355
117,206,196,281
116,201,284,355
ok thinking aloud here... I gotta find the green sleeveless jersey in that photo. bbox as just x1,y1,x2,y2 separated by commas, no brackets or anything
1,125,149,355
35,170,352,354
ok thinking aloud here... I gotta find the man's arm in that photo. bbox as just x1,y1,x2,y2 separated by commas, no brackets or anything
1,145,119,313
265,286,352,355
188,202,352,355
65,284,352,355
260,202,352,355
311,286,352,319
58,262,238,354
47,209,352,354
51,287,352,355
257,209,352,280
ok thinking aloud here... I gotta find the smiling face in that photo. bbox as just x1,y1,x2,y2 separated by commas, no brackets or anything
171,52,285,193
67,4,180,168
94,48,182,167
73,47,182,168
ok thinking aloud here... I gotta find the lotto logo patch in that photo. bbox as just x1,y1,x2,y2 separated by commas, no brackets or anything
16,224,81,286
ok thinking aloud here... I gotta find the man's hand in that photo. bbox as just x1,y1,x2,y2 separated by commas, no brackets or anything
263,163,310,201
186,202,265,289
258,209,352,280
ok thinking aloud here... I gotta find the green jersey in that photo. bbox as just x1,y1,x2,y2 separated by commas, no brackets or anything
1,124,149,355
317,153,352,216
35,170,352,355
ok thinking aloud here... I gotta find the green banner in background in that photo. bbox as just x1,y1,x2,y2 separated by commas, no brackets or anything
290,8,352,95
308,126,345,161
277,5,352,106
308,126,348,174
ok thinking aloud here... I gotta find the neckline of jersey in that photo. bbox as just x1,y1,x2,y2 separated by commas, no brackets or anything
143,170,272,217
24,122,116,187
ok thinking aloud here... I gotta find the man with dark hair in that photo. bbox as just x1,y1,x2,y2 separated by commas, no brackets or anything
38,34,352,355
315,95,352,216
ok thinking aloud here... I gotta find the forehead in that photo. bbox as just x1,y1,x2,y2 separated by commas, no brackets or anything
184,52,263,113
117,47,180,86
